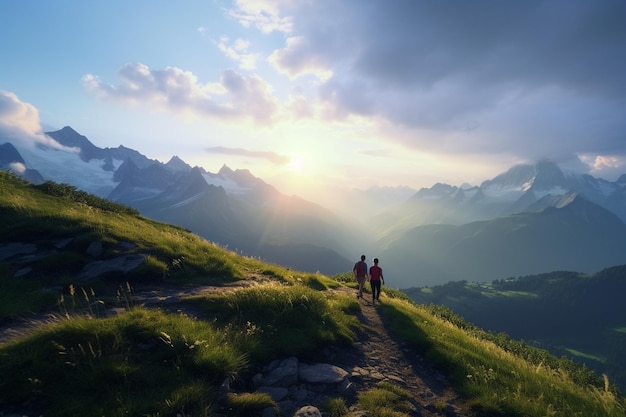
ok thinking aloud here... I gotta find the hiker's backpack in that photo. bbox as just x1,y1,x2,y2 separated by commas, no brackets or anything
355,261,365,276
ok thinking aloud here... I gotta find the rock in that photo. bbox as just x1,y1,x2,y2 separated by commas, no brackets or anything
261,406,279,417
338,378,357,398
292,386,309,402
118,241,136,250
299,363,348,384
86,241,103,258
293,405,322,417
217,378,230,403
263,357,299,387
78,254,146,280
277,399,296,416
0,242,36,260
258,386,289,401
54,238,73,249
14,267,32,278
252,372,264,389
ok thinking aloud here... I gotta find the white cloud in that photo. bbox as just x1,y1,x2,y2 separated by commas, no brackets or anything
9,161,26,174
284,94,315,119
205,145,290,165
226,0,293,33
0,90,75,151
268,36,333,80
0,90,42,137
82,63,279,125
215,36,259,70
582,154,626,181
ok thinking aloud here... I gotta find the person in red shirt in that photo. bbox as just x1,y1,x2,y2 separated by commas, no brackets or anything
353,254,368,298
369,258,385,304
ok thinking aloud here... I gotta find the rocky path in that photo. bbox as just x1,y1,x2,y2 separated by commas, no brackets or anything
0,284,472,416
323,291,470,416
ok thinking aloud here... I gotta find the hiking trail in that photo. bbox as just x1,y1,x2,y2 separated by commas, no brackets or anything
0,282,472,416
324,287,470,416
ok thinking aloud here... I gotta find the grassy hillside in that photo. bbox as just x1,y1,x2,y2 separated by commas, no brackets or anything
403,268,626,391
1,170,626,417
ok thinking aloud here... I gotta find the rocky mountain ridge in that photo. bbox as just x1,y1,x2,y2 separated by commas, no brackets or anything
1,127,364,275
3,126,626,286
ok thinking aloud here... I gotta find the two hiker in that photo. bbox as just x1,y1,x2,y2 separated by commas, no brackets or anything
353,255,385,303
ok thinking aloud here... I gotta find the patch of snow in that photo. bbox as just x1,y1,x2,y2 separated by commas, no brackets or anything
556,193,578,208
168,193,204,209
120,187,164,201
533,186,568,199
15,143,121,197
521,180,533,192
201,173,250,195
481,185,524,201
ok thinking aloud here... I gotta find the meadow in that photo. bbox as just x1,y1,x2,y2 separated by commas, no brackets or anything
1,170,625,416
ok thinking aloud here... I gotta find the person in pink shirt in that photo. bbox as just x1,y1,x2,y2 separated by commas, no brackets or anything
369,258,385,304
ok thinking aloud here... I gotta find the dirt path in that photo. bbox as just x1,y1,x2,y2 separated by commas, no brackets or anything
0,284,471,416
323,290,470,416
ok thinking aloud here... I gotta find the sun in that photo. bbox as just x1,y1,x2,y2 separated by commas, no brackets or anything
287,157,304,173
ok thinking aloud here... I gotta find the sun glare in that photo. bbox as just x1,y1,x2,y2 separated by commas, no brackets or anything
288,157,304,173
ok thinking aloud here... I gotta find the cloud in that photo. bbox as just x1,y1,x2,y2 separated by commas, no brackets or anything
226,0,293,34
206,145,291,165
268,36,333,80
82,63,279,125
582,154,626,181
9,162,26,174
0,90,75,151
0,90,43,137
215,36,259,70
261,0,626,168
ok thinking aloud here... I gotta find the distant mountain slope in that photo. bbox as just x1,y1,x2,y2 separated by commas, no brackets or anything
0,142,44,183
403,264,626,390
380,194,626,287
372,160,626,243
4,127,626,282
47,126,156,169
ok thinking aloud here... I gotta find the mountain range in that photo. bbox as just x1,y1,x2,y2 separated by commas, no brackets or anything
374,161,626,286
2,126,369,275
3,126,626,287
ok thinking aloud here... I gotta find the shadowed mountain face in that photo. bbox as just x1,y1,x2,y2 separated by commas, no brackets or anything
403,264,626,391
379,194,626,287
3,126,626,283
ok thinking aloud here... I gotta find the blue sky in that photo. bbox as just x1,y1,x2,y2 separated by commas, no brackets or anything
1,0,625,202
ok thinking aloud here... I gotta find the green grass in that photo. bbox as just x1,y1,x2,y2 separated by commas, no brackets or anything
3,171,626,416
324,397,349,417
357,381,414,416
0,171,301,319
0,264,58,318
0,283,361,416
185,283,360,362
0,171,255,284
379,297,626,417
0,308,249,416
225,392,277,416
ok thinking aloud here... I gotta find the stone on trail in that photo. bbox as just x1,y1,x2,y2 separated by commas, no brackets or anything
298,363,349,384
